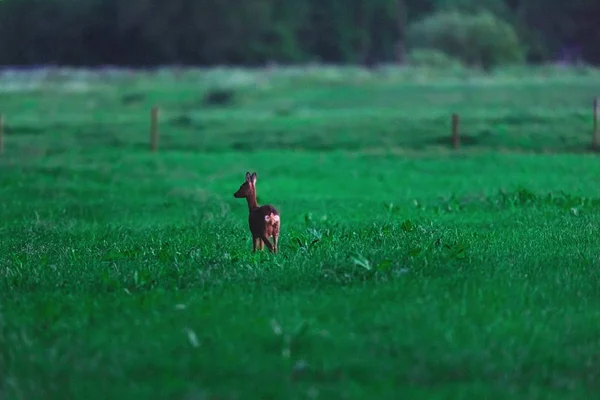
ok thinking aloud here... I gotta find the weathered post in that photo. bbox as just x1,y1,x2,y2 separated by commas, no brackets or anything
150,106,159,152
0,114,4,155
593,97,599,151
452,113,460,150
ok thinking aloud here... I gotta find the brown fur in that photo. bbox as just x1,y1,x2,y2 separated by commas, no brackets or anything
233,172,280,253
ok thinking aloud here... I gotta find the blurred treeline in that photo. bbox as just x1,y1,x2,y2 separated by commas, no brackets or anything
0,0,599,68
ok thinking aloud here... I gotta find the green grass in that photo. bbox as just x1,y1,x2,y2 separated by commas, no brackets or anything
2,66,600,399
3,64,600,154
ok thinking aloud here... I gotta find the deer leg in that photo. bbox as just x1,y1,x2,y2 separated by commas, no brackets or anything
252,236,260,252
258,238,265,251
273,234,279,254
260,234,275,253
273,222,280,254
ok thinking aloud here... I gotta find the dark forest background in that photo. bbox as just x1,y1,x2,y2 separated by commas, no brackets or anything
0,0,599,69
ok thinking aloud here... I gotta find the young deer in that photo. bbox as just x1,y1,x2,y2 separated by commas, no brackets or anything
233,172,280,253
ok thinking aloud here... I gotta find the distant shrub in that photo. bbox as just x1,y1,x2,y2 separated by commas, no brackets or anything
121,92,145,105
169,114,194,127
203,88,236,107
273,102,295,117
407,11,524,70
405,49,464,69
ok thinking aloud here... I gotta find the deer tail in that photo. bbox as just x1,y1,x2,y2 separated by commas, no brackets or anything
264,213,280,226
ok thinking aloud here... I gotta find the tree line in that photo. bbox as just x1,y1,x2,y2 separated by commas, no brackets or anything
0,0,599,68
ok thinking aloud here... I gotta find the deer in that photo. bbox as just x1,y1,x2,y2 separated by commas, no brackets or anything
233,172,280,254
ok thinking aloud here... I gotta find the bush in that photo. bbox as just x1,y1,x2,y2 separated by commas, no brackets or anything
405,49,464,69
407,11,524,70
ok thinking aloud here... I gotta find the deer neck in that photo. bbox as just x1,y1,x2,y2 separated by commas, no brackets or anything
246,191,259,212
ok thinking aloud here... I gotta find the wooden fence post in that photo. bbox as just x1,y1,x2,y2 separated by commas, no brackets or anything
593,97,599,151
0,114,4,155
150,106,159,152
452,113,460,150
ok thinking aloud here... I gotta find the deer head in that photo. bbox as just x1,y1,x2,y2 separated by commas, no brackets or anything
233,172,257,198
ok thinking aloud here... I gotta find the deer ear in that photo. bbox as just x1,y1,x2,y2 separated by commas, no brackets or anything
245,172,251,182
251,172,257,184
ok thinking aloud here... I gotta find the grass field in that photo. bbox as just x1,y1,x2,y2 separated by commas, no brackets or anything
2,65,600,399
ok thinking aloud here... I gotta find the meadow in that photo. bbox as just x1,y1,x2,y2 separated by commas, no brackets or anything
2,65,600,399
